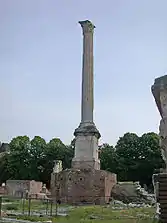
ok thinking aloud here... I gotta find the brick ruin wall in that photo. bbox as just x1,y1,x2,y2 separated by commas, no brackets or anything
6,180,43,197
51,169,117,204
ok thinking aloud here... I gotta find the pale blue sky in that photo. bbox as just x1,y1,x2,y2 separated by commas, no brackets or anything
0,0,166,145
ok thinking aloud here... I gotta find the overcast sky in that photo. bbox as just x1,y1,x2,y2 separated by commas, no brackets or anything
0,0,166,145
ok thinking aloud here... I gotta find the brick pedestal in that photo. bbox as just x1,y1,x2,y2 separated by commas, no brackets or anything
51,168,117,204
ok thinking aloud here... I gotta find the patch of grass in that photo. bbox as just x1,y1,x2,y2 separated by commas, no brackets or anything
52,206,158,223
2,196,22,204
2,199,158,223
2,198,12,202
15,206,156,223
17,199,67,211
18,199,54,211
4,203,18,210
16,215,52,222
6,206,158,223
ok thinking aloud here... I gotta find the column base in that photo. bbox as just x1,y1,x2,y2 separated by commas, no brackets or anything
73,122,101,170
74,122,101,139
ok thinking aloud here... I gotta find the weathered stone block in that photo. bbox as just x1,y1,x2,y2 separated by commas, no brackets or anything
72,123,100,170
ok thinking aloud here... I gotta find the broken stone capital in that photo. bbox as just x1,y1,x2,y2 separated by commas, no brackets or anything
79,20,95,34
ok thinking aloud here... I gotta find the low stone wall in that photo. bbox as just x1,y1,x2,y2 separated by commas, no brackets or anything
6,180,43,197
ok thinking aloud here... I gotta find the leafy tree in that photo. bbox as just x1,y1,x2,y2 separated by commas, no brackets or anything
29,136,47,181
7,136,32,180
63,145,74,169
4,136,74,187
0,153,10,184
30,136,46,159
41,138,69,187
100,143,118,174
115,133,139,181
6,136,47,181
136,132,164,186
3,132,163,189
115,132,164,186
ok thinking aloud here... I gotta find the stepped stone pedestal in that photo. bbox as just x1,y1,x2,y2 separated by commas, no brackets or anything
51,20,117,204
72,122,101,170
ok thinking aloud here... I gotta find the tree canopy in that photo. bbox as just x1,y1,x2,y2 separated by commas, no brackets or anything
100,132,164,187
0,132,164,188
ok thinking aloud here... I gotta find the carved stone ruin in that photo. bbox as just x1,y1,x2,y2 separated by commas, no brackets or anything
51,20,117,204
53,160,63,173
152,75,167,222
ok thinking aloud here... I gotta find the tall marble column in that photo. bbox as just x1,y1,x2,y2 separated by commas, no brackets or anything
80,20,94,123
72,20,100,170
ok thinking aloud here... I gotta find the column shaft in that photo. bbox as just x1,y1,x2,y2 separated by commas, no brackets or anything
80,21,95,123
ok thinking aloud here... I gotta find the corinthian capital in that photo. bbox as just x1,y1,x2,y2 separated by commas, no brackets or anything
79,20,95,34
